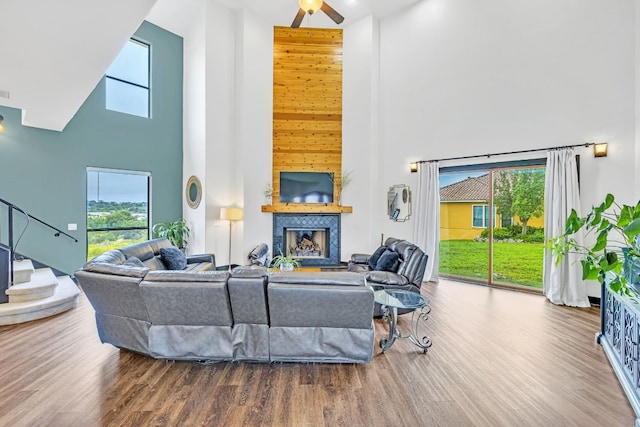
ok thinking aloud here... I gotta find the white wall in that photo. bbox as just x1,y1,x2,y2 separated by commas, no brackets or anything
342,16,382,257
183,0,207,255
182,1,237,264
183,6,273,266
236,12,274,262
376,0,636,295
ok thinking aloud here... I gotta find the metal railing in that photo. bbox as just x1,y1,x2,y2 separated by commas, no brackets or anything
0,198,77,303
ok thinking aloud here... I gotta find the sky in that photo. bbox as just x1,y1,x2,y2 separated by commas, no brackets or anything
87,171,148,203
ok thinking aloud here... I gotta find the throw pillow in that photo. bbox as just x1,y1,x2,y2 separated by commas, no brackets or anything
368,246,388,270
374,250,400,272
123,257,146,268
159,247,187,270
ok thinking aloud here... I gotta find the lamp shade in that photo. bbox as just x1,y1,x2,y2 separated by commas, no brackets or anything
220,207,243,221
299,0,323,14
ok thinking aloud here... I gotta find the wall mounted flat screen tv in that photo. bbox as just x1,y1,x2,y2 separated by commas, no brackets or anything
279,172,334,203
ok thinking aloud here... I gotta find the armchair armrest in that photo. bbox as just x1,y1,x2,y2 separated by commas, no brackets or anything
187,253,215,265
350,253,370,264
365,271,410,286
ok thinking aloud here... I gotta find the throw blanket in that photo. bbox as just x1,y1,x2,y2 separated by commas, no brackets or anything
248,243,269,266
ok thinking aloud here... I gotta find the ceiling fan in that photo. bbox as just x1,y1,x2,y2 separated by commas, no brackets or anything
292,0,345,28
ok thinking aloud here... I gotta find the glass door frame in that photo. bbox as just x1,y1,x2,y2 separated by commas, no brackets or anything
439,158,546,293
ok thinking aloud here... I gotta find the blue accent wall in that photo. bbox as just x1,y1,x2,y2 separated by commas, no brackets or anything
0,21,183,275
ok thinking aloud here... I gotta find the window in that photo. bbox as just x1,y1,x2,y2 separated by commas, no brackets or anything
472,205,491,228
86,168,150,260
501,216,513,228
106,39,150,117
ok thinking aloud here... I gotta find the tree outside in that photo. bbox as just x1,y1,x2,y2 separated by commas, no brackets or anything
87,201,148,260
493,168,545,235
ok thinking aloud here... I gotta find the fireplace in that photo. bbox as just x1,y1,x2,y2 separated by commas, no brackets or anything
273,214,340,266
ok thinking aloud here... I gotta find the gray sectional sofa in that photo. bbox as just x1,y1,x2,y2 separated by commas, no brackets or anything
75,239,375,363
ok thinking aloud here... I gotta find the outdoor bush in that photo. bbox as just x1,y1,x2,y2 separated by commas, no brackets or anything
522,230,545,243
479,225,544,241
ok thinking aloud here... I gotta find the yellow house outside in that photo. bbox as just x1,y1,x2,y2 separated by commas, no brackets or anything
440,174,544,240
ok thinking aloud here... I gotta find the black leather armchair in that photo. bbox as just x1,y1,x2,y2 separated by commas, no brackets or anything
348,237,428,316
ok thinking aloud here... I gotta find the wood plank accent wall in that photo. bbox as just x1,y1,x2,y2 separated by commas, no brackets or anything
263,26,351,213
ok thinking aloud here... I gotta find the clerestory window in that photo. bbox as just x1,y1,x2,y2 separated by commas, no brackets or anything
105,39,150,118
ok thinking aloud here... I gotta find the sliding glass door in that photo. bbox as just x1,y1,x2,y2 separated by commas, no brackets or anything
439,163,546,291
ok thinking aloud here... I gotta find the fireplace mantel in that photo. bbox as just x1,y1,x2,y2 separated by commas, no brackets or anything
261,204,352,213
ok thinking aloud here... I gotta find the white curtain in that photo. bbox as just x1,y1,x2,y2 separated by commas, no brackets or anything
543,148,590,307
413,161,440,282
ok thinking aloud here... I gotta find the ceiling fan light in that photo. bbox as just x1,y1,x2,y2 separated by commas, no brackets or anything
299,0,323,14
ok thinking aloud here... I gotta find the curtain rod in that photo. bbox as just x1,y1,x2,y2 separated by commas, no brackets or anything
415,142,595,164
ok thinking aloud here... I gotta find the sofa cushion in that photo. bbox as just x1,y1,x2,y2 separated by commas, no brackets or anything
143,270,229,282
119,241,156,262
82,261,150,278
368,246,387,270
269,271,366,287
375,250,399,272
184,262,215,272
88,249,126,265
124,257,146,268
159,247,187,270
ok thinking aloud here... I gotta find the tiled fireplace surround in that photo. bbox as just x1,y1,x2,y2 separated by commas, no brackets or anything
272,214,341,267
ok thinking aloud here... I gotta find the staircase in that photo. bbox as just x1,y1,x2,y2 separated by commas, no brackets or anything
0,259,80,325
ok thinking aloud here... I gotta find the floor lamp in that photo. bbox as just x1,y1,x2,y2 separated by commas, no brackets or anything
220,207,243,271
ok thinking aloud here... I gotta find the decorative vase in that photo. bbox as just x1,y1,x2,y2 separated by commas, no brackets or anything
280,263,294,272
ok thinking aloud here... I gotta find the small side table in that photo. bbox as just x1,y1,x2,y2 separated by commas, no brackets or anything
374,289,432,353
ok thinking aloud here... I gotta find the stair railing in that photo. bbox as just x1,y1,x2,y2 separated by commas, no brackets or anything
0,198,77,302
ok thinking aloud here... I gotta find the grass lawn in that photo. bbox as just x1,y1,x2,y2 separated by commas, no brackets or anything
87,235,147,261
439,239,544,288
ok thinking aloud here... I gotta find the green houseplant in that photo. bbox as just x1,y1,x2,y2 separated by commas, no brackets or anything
152,219,190,249
551,194,640,295
271,251,301,272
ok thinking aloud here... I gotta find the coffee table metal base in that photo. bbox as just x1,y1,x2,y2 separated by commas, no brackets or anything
379,305,432,353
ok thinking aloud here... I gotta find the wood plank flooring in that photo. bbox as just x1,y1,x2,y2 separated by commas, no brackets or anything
0,279,635,426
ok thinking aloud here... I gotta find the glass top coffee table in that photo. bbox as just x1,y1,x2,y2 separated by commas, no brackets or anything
374,289,432,353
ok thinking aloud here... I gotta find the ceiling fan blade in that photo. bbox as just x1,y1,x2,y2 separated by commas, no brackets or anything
321,2,344,25
291,8,306,28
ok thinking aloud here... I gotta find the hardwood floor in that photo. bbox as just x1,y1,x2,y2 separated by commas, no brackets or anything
0,279,635,426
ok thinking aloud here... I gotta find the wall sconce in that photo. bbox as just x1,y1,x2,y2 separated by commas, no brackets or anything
0,115,5,132
220,207,244,271
410,162,418,173
593,143,608,158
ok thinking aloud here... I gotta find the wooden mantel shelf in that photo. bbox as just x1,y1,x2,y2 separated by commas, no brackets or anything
261,204,352,214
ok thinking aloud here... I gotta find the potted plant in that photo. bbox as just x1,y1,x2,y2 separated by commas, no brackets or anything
152,219,190,250
550,194,640,295
271,251,301,272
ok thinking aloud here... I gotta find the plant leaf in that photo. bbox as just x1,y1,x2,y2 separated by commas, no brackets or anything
624,218,640,240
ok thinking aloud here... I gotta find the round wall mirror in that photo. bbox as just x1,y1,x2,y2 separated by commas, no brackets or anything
185,175,202,209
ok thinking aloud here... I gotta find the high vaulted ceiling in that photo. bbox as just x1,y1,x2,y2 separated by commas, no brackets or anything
0,0,420,132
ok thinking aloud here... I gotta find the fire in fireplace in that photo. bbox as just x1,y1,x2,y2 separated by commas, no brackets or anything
286,229,328,258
